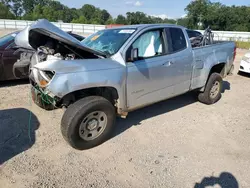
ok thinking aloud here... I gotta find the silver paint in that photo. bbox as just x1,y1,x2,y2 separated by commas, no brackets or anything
15,19,235,113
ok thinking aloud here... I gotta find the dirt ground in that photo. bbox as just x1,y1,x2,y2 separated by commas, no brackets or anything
0,50,250,188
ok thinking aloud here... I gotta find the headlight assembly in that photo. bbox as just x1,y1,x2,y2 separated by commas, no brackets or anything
33,68,55,88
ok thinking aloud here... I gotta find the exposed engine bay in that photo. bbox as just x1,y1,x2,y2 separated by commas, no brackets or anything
13,43,78,79
28,31,95,68
37,46,75,61
28,29,104,60
13,19,121,110
13,26,106,79
31,37,77,63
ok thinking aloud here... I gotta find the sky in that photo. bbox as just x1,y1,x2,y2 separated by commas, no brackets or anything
58,0,250,19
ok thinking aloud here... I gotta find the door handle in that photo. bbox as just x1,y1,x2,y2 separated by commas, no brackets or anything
196,59,203,62
162,61,174,67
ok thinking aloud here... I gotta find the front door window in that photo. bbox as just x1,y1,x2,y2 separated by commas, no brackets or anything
132,30,164,58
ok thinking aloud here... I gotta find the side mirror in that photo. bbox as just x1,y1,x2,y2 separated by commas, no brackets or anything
131,48,139,62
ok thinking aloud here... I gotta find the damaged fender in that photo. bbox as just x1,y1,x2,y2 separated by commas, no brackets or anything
31,58,127,109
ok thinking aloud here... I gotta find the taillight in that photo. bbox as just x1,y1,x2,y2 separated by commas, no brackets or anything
233,46,236,62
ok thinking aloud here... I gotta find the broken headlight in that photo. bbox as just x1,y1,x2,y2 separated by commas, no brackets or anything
33,68,55,88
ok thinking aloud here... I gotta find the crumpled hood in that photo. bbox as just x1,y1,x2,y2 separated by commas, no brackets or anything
14,19,106,58
34,58,124,74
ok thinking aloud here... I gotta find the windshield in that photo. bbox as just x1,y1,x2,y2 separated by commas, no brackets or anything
81,28,135,55
0,32,18,47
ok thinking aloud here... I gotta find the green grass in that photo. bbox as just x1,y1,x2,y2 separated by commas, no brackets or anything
235,41,250,49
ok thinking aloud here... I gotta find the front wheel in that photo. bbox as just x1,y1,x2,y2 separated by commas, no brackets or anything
198,73,223,105
61,96,116,150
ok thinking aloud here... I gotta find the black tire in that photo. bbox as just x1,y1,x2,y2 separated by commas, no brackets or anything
198,73,223,105
61,96,116,150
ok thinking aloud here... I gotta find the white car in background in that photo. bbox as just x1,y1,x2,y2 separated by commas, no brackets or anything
239,52,250,74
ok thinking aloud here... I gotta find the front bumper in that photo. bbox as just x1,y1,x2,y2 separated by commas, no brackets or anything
29,68,61,110
30,83,56,110
239,60,250,73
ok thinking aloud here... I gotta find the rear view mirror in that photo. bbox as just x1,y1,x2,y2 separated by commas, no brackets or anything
131,48,139,62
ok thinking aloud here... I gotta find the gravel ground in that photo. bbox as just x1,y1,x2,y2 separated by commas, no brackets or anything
0,50,250,188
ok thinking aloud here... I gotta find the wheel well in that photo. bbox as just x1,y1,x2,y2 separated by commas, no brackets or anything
200,63,226,92
209,63,226,77
59,87,119,107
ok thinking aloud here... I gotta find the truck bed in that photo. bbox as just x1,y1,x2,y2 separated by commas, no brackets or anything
190,41,235,90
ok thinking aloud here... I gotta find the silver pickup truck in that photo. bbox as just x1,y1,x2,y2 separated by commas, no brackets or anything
15,19,235,150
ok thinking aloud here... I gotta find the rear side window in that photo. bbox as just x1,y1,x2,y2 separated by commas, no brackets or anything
169,28,187,52
186,30,202,38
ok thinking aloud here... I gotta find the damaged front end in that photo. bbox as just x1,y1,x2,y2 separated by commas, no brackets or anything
29,63,59,110
14,19,107,110
30,84,57,110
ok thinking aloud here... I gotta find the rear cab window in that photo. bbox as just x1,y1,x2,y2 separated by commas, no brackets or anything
186,30,202,38
166,27,187,53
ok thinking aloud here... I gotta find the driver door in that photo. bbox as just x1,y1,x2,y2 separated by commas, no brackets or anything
126,28,175,110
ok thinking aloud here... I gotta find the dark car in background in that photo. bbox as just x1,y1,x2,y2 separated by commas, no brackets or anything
0,31,85,81
0,31,20,81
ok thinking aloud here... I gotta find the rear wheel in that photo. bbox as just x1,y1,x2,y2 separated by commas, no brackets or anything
198,73,223,105
61,96,116,150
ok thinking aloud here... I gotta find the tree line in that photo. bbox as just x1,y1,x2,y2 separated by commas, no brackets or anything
0,0,250,31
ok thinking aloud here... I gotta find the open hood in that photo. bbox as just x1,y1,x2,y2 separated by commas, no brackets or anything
15,19,107,58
